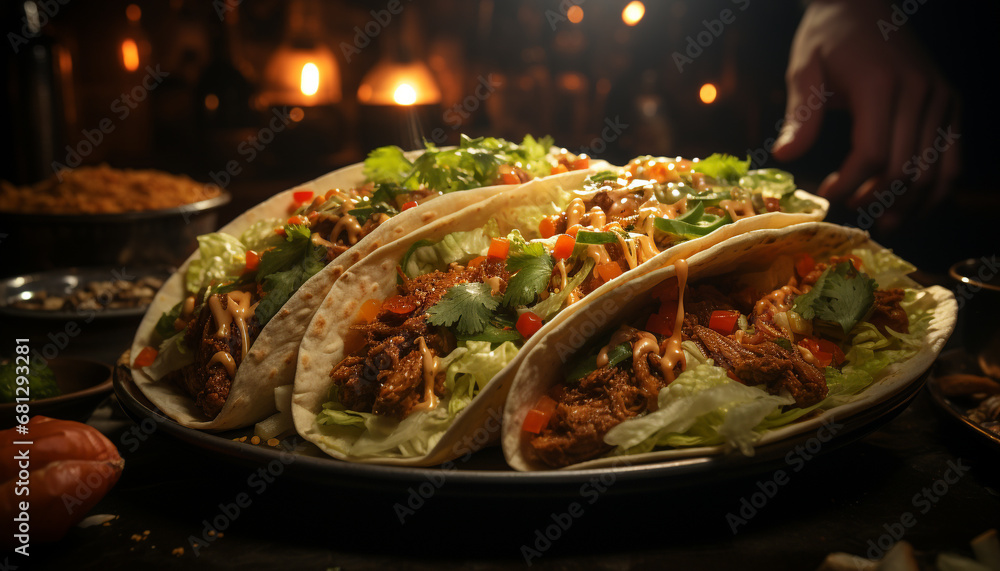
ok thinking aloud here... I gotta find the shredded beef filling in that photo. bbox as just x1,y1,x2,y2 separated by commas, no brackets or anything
528,277,903,467
177,292,262,419
330,258,509,419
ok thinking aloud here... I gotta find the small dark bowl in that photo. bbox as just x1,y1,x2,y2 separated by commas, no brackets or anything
0,191,230,278
0,358,113,428
949,257,1000,376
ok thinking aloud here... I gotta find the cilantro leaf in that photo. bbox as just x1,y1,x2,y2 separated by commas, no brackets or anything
426,282,499,335
363,146,414,186
792,262,877,334
503,252,554,307
693,154,750,184
256,242,325,325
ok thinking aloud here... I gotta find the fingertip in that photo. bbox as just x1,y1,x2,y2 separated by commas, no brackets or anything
817,171,841,198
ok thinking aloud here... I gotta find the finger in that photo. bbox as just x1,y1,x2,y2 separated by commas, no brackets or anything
885,74,930,186
922,103,964,217
772,52,827,162
818,73,896,202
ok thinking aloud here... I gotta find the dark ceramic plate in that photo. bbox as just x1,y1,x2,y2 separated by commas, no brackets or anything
112,361,928,498
0,357,112,427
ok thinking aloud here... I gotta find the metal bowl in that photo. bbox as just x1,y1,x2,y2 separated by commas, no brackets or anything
0,191,230,278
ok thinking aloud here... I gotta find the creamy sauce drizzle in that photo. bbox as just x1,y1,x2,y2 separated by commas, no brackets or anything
566,198,586,227
208,351,236,378
657,259,688,385
206,291,253,378
410,337,440,412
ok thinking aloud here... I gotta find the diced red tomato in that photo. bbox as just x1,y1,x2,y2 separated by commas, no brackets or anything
522,395,558,433
358,299,381,322
402,200,418,211
645,313,674,337
467,255,486,268
516,311,544,339
795,253,816,279
571,155,590,170
566,224,582,238
499,165,521,185
815,338,846,366
488,238,509,260
539,216,557,239
552,234,576,260
307,211,320,222
275,227,286,237
798,337,833,368
382,295,416,315
651,279,679,301
287,215,309,226
708,310,740,335
764,197,781,212
133,346,158,368
550,164,569,176
597,261,623,283
244,250,260,272
292,190,314,205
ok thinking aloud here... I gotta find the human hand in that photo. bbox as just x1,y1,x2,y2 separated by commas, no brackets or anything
771,0,962,230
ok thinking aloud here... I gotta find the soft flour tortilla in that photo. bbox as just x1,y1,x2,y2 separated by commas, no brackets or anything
502,223,958,471
292,172,830,465
129,151,533,431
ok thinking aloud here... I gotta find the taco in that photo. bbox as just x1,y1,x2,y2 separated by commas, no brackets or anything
128,135,594,431
502,223,957,470
291,155,829,465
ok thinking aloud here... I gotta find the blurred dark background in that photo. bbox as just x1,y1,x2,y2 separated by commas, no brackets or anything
2,0,996,273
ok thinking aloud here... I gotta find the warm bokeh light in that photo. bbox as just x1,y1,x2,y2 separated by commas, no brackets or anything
289,107,305,122
699,83,718,104
300,62,320,96
121,39,139,71
204,93,219,111
393,83,417,106
567,5,584,23
622,1,645,26
125,3,141,22
357,60,442,106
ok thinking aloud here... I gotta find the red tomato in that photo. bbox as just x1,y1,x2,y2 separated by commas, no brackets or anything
133,346,158,368
708,310,740,335
539,216,557,239
552,234,576,260
488,238,509,260
597,261,623,283
292,190,314,205
645,313,673,337
274,227,286,237
244,250,260,272
382,295,416,315
522,395,558,433
571,156,590,170
798,338,833,368
550,164,569,176
815,338,846,366
467,255,486,268
764,197,781,212
516,311,544,339
358,299,381,322
566,224,582,238
287,215,309,226
402,201,418,211
795,253,816,278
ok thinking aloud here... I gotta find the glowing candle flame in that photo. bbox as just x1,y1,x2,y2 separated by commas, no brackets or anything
121,39,139,72
622,1,645,26
393,83,417,106
300,62,320,96
699,83,718,104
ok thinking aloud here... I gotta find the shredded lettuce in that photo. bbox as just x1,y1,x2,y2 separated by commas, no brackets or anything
401,219,500,277
316,340,519,458
693,154,750,184
239,218,285,252
529,258,596,320
851,247,919,289
185,232,247,293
